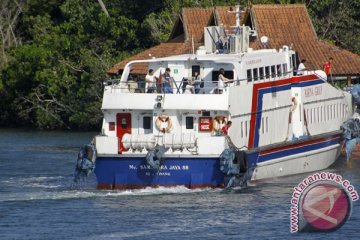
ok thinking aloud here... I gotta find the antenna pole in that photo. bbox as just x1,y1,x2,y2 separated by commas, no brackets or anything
192,36,195,54
235,5,240,28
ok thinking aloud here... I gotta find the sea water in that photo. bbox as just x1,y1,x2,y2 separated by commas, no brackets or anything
0,128,359,239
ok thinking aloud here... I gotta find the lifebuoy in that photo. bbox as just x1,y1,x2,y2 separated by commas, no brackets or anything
290,97,298,112
155,115,172,132
213,116,227,132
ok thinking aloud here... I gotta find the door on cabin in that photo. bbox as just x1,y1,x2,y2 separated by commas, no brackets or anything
116,113,132,153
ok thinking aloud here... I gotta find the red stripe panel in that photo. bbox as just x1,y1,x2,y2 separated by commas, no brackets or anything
260,135,340,156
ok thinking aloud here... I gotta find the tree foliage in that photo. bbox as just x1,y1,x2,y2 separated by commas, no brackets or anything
0,0,359,130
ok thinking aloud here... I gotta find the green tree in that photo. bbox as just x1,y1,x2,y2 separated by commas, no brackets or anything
0,0,359,129
1,0,139,129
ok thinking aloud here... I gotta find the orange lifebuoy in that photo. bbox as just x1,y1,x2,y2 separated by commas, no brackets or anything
155,115,172,132
213,116,227,132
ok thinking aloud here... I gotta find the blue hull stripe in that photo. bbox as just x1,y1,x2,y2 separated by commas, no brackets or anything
257,138,339,163
95,135,340,187
95,157,225,186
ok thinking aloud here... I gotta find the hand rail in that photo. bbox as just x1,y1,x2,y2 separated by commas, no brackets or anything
103,70,314,94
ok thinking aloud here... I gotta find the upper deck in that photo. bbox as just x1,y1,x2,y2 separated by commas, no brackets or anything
102,46,297,111
102,88,230,111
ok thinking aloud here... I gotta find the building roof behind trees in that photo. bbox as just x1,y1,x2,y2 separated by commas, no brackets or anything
107,4,360,78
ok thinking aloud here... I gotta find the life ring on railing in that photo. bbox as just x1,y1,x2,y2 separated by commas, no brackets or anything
290,97,298,112
213,116,227,132
155,115,172,133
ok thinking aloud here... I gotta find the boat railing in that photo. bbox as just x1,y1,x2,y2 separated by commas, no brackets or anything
104,78,236,94
294,69,327,80
103,70,300,94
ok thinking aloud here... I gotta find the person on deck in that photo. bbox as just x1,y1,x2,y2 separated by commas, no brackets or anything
323,57,333,80
217,68,233,94
297,59,307,76
162,68,174,93
193,71,202,94
222,121,232,135
145,69,158,93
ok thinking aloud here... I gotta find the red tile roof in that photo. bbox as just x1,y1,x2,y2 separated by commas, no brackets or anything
108,4,360,77
182,8,213,43
250,4,360,75
215,6,237,29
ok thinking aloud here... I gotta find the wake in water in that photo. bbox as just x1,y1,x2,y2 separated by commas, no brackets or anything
0,172,220,203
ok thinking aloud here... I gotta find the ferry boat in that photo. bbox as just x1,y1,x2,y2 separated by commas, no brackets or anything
87,8,352,190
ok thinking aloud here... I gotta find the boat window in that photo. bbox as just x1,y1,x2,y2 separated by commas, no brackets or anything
345,104,348,116
212,70,234,83
265,117,268,133
282,64,287,76
312,108,315,123
277,65,282,77
143,116,152,129
340,105,343,117
317,107,320,122
109,122,115,131
265,66,270,78
246,69,252,82
327,106,329,120
245,121,248,137
319,107,322,122
259,67,264,80
330,105,333,120
192,65,200,76
291,54,297,75
121,118,128,129
338,104,341,118
335,104,338,118
330,105,332,119
202,111,210,116
186,116,194,129
291,54,296,69
271,65,276,78
253,68,258,81
240,122,243,138
192,65,203,88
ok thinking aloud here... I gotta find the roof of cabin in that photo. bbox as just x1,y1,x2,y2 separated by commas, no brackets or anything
107,4,360,77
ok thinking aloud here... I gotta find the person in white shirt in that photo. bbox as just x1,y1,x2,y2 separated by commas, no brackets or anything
193,71,202,94
297,59,307,76
217,68,232,94
145,69,158,93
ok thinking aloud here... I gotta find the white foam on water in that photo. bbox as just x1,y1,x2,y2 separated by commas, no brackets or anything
104,185,213,196
0,186,217,202
2,176,67,189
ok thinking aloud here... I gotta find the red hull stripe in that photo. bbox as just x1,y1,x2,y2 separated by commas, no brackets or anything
260,135,341,156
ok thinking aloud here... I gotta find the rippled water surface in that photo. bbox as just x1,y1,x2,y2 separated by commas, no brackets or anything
0,129,359,239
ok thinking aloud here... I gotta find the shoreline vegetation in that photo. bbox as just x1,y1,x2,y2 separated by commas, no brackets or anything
1,0,359,130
